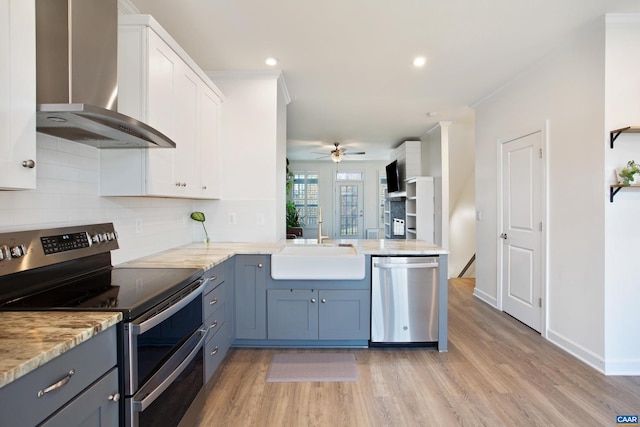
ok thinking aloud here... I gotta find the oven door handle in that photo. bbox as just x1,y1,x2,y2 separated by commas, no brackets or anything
132,328,207,413
132,278,207,335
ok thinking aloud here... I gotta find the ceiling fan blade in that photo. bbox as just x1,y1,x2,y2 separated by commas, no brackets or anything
344,151,366,155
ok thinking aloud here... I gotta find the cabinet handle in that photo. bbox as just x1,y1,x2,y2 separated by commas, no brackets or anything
108,393,120,402
209,298,218,305
37,369,75,398
209,320,218,330
257,263,263,268
210,346,219,356
22,159,36,169
310,298,316,303
321,298,326,303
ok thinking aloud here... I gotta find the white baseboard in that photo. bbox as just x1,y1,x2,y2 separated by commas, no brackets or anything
473,288,497,308
546,329,605,374
603,358,640,376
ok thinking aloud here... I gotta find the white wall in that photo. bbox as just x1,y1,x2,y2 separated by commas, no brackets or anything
287,160,387,239
474,20,607,370
0,134,195,265
197,71,285,242
441,113,476,277
604,15,640,374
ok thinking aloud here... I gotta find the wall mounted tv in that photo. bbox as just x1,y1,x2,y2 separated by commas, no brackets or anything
385,160,401,193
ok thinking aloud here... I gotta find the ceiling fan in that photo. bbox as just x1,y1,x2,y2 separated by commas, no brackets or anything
314,142,365,163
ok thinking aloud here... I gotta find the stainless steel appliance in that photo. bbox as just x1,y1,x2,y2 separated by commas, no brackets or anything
371,256,439,344
35,0,176,149
0,224,207,427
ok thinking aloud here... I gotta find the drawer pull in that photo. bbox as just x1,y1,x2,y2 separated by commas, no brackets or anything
209,298,218,305
37,369,75,398
209,320,218,330
210,346,219,356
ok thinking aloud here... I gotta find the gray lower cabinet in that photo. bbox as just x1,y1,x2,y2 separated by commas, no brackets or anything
0,326,119,427
267,289,370,340
234,255,268,339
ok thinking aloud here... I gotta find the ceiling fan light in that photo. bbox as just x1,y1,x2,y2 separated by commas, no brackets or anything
331,151,343,163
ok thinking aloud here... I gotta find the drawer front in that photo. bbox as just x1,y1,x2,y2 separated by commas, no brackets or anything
204,323,230,383
203,266,225,295
205,300,226,341
204,280,226,320
0,327,117,427
40,367,119,427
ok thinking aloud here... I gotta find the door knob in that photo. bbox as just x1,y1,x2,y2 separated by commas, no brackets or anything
500,233,508,240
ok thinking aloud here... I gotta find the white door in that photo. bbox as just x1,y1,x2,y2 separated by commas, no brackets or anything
334,182,364,239
500,130,543,332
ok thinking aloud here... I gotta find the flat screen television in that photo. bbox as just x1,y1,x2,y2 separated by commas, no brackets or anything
385,160,401,193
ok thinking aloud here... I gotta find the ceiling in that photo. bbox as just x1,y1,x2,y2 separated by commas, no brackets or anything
130,0,640,161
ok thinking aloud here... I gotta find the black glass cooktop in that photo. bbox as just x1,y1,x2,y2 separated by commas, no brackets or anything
0,267,203,321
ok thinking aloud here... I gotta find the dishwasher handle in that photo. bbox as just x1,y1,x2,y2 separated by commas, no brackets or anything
374,260,439,269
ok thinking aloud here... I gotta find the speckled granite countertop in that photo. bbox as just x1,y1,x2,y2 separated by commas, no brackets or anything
0,312,122,389
118,239,448,270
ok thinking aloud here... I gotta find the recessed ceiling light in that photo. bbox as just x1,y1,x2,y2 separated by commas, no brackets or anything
265,57,279,66
413,56,427,67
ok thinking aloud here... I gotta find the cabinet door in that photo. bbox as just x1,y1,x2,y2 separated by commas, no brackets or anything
197,85,221,199
234,255,267,339
145,29,177,196
0,0,36,190
172,62,198,197
318,290,370,340
40,368,119,427
267,289,318,340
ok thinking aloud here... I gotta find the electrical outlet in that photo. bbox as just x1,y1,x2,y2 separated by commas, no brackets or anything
135,218,142,233
228,212,237,225
256,213,265,225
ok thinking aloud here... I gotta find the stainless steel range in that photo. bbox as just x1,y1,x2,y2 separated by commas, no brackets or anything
0,223,207,427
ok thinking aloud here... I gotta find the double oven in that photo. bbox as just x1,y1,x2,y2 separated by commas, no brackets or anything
0,223,209,426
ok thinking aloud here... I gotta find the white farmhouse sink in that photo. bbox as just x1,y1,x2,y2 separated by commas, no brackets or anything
271,244,365,280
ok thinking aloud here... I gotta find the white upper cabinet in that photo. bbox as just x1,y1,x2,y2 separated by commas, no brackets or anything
0,0,36,190
198,85,222,199
100,15,223,199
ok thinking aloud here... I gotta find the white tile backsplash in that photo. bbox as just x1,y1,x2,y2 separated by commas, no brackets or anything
0,134,196,264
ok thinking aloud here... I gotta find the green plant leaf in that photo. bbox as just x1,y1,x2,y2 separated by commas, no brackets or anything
190,211,206,222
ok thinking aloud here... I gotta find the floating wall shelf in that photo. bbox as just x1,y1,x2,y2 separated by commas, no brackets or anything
610,126,640,149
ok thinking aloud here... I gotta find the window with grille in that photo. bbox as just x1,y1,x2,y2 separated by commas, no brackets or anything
292,172,319,226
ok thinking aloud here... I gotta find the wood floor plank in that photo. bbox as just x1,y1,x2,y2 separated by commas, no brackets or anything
197,279,640,426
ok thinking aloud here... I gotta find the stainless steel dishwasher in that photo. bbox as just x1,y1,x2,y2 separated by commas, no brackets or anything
371,256,439,344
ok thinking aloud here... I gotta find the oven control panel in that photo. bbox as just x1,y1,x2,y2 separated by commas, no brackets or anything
0,223,119,277
41,232,92,255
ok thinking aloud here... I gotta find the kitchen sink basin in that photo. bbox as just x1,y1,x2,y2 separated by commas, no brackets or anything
271,244,365,280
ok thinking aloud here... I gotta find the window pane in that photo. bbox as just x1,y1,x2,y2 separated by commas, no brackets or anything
339,184,359,236
336,171,364,181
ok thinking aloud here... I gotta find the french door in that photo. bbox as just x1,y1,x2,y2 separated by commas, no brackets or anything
334,182,364,239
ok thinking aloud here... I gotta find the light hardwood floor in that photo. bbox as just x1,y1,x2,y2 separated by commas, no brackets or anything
197,279,640,426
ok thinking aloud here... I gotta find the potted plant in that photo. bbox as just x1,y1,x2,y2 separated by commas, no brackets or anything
618,160,640,185
286,201,304,238
285,159,304,238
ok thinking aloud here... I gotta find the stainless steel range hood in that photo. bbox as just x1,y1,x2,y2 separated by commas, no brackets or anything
35,0,175,149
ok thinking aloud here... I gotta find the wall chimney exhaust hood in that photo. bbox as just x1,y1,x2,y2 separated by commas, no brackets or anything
35,0,175,149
